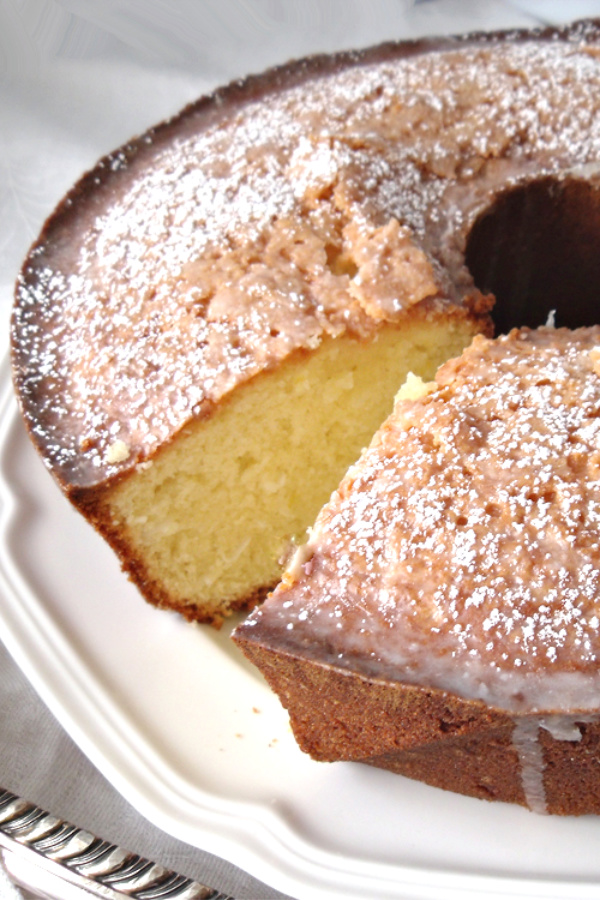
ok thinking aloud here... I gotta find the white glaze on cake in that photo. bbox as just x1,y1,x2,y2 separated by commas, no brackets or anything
513,715,598,813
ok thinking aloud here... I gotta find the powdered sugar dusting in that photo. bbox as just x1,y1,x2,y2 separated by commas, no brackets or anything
12,29,600,488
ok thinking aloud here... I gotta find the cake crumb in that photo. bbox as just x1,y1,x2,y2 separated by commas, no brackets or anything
105,439,130,464
395,371,437,403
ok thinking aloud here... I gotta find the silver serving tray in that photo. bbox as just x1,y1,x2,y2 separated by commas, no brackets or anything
0,789,233,900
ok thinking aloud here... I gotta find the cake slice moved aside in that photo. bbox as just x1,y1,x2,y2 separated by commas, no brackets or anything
234,326,600,814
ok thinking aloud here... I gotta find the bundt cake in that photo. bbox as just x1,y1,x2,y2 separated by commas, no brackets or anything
11,18,600,630
234,326,600,815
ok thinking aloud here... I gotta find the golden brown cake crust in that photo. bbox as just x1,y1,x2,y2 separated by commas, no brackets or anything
237,637,600,814
11,19,600,496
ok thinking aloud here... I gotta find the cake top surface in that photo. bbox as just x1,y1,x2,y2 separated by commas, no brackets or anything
11,20,600,489
238,326,600,714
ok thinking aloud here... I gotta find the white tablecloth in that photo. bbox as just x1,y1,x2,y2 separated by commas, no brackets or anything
0,1,589,897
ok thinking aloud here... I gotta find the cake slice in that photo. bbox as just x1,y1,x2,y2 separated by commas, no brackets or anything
234,326,600,814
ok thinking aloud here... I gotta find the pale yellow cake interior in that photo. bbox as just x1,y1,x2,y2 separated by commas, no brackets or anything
104,315,477,622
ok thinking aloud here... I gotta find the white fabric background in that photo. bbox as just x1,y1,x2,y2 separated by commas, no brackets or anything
0,1,595,897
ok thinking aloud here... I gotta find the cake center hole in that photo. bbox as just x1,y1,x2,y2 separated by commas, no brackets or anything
465,176,600,334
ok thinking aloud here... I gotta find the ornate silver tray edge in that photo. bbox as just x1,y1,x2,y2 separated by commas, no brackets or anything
0,788,234,900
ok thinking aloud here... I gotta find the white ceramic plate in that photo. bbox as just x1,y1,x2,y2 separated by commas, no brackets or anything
2,363,600,900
